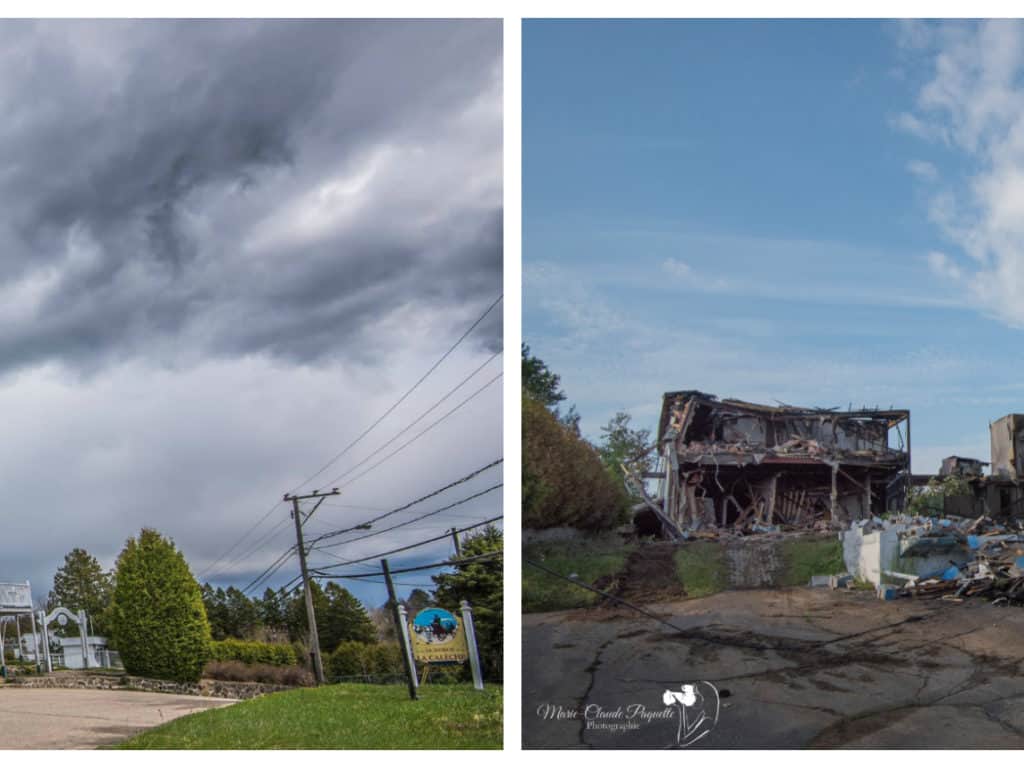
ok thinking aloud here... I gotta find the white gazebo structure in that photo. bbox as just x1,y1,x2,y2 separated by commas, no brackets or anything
0,581,41,673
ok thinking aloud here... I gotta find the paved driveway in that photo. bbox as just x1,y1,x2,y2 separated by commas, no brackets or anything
0,688,236,749
524,588,1024,748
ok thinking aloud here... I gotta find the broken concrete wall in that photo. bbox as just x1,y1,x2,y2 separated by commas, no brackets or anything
843,522,969,587
991,414,1024,481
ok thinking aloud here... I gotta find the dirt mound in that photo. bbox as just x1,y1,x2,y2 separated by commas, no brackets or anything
612,543,687,604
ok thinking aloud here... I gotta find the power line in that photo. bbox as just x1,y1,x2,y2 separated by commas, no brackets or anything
311,515,502,569
315,351,499,490
242,471,499,595
241,545,296,595
323,371,503,492
207,515,293,582
289,294,503,495
198,294,502,581
243,482,499,595
311,550,503,580
311,483,503,552
209,491,329,583
214,450,499,586
307,459,502,547
196,500,285,580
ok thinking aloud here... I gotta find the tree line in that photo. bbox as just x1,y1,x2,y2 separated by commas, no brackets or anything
42,523,503,683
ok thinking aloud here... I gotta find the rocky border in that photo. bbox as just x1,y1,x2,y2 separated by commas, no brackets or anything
5,672,294,700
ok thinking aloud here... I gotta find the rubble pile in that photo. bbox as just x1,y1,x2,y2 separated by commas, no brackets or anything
886,516,1024,605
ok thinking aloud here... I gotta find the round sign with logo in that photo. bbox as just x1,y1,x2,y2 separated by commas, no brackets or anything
409,607,469,664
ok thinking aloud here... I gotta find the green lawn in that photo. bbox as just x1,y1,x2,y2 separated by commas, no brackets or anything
523,537,633,612
116,683,502,749
778,536,846,586
673,542,728,597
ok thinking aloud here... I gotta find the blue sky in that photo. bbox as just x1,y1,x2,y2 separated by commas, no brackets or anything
523,19,1024,474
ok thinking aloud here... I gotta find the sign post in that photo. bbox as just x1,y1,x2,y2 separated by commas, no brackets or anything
460,600,484,691
396,604,418,692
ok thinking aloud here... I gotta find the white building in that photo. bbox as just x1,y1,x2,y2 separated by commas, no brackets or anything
13,633,117,670
55,635,115,669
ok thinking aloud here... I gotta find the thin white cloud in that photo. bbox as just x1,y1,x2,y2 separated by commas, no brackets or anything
899,20,1024,328
927,250,962,280
907,159,939,180
524,260,972,462
661,257,693,279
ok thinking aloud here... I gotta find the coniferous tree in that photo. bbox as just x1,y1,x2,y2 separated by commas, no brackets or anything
320,582,377,651
433,526,503,681
109,529,211,683
47,548,113,637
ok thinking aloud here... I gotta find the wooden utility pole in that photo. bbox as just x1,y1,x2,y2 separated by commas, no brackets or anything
450,527,462,558
283,488,339,686
382,558,418,700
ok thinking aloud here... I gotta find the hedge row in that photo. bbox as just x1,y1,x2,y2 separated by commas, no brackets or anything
326,641,402,682
523,394,627,531
209,638,297,667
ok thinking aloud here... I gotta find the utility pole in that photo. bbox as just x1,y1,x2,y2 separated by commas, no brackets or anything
450,527,462,558
283,488,339,686
382,558,418,700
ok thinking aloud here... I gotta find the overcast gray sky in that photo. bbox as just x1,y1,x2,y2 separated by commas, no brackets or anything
0,19,503,609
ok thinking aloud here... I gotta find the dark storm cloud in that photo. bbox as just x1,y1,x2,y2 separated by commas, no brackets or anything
0,19,502,373
0,20,502,605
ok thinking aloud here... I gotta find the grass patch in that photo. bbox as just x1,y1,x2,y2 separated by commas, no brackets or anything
674,543,727,598
779,536,845,587
523,537,633,612
115,683,502,749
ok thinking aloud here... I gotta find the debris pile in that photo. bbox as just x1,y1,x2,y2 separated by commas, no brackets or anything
881,515,1024,605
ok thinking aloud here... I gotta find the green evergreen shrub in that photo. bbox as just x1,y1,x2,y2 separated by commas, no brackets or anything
108,528,212,683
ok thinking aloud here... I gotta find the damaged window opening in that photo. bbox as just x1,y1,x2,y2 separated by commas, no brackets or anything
632,391,911,539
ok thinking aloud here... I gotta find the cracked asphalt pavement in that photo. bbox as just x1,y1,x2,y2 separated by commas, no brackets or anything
523,587,1024,748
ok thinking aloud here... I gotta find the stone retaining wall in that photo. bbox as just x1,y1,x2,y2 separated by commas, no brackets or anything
6,673,293,700
725,537,786,588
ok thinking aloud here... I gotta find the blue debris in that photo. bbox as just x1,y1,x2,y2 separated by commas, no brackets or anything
877,584,900,601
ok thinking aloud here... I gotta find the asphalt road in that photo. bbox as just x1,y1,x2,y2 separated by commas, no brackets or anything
523,587,1024,748
0,688,235,749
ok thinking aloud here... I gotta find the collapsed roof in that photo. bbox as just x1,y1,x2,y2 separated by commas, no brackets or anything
639,391,911,538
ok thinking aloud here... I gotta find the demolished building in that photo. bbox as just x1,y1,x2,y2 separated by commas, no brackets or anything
641,391,911,538
909,415,1024,518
